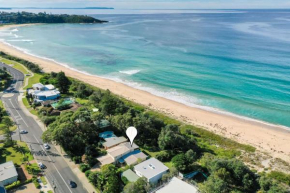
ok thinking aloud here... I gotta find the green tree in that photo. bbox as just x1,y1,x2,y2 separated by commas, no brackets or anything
123,178,149,193
56,71,70,94
158,124,197,152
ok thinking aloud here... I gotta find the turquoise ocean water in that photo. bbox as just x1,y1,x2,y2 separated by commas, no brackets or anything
0,9,290,127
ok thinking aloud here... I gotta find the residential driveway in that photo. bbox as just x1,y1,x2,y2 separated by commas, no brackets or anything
8,183,39,193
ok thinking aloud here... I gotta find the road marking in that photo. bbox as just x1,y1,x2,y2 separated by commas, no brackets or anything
8,99,29,127
33,135,73,193
2,93,14,98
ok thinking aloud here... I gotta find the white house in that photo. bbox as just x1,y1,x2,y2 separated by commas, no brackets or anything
33,90,60,102
156,177,199,193
0,161,18,186
134,158,168,184
32,83,55,91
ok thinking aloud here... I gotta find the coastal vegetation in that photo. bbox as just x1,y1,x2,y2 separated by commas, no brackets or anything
2,51,290,192
0,11,107,24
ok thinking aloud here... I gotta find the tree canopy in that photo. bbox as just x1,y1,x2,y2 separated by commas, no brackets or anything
0,11,107,24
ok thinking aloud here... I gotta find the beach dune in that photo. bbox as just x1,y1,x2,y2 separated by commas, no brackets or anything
1,24,290,162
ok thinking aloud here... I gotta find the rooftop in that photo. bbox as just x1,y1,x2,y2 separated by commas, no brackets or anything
32,83,44,89
34,90,60,97
97,154,114,166
107,142,138,158
102,136,127,148
99,131,116,139
156,177,199,193
122,169,140,183
119,150,147,165
45,84,55,90
0,161,18,182
134,158,168,180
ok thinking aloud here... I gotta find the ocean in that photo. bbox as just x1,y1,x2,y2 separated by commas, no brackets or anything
1,9,290,127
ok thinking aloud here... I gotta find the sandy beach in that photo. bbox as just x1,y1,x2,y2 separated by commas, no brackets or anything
1,24,290,162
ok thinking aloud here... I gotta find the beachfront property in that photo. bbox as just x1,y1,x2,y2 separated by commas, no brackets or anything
134,158,169,184
28,83,60,103
0,161,18,186
121,169,140,183
33,90,60,102
97,142,140,166
155,177,199,193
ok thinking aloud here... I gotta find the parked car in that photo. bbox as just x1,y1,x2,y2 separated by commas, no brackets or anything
38,162,46,169
20,130,28,134
44,143,50,150
68,180,77,188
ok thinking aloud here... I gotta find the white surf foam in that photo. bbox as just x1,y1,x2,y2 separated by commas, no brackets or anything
119,69,141,75
1,38,289,131
11,29,19,32
7,39,34,42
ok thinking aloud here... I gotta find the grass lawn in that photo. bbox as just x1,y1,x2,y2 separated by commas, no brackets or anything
0,57,29,75
40,176,47,185
22,97,38,116
75,98,89,105
0,141,33,165
0,100,17,134
24,73,42,89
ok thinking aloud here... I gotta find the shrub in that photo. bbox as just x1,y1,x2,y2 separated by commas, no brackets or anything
33,178,41,189
5,180,20,190
121,176,129,185
79,163,90,172
155,151,171,162
85,170,92,177
72,156,82,164
268,171,290,185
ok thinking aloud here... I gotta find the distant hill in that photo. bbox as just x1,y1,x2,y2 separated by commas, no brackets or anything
0,12,107,24
11,7,114,10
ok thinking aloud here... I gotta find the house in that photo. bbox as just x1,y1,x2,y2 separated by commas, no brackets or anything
102,136,127,149
97,142,139,166
0,182,6,193
0,161,18,186
32,83,55,91
32,83,45,91
34,90,60,102
119,150,147,165
134,158,168,184
122,169,140,183
155,177,199,193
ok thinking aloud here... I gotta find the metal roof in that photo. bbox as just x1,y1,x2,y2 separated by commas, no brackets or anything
0,161,18,182
156,177,199,193
134,158,168,180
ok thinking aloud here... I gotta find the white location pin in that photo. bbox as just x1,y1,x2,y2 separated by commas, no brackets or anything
126,127,137,147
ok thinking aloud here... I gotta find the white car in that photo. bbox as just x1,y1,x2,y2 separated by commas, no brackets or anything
44,143,50,150
20,130,28,134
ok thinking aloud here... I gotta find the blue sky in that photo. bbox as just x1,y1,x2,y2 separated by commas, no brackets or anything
0,0,289,9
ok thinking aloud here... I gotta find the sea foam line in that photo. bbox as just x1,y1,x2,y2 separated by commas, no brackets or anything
1,38,290,131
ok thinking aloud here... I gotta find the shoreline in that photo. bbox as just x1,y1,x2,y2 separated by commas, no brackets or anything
1,24,290,162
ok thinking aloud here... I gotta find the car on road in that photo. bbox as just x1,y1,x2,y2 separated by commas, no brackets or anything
20,130,28,134
38,162,46,169
68,180,77,188
44,143,50,150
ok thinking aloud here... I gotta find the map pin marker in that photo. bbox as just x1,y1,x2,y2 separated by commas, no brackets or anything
126,127,137,147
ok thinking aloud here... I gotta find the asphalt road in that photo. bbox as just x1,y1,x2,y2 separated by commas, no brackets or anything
0,63,88,193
